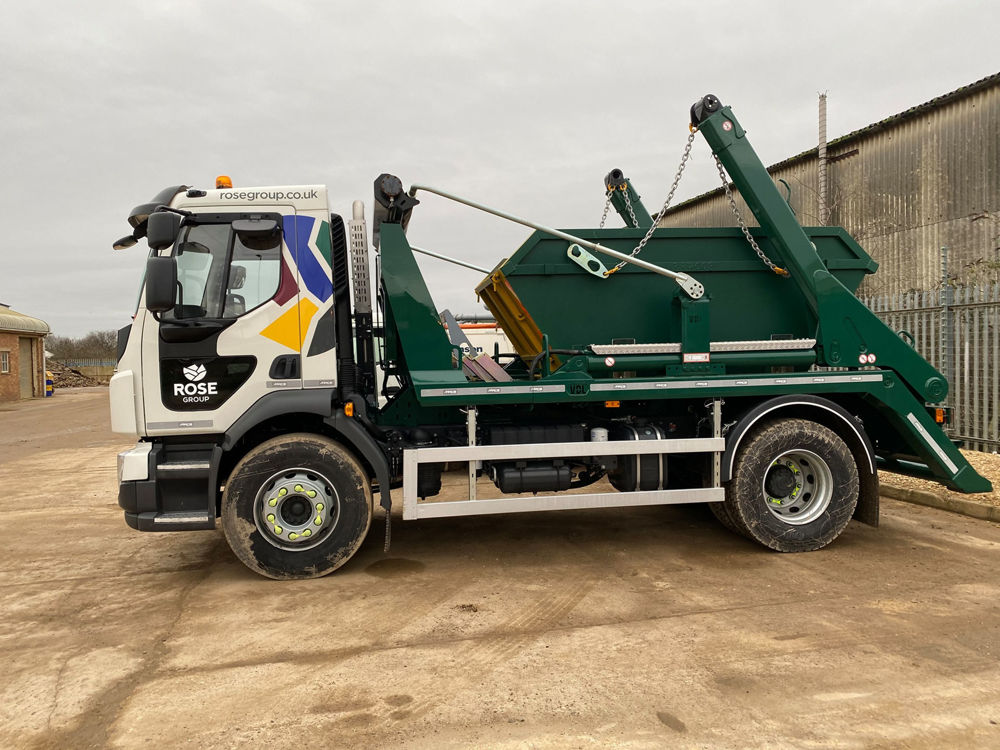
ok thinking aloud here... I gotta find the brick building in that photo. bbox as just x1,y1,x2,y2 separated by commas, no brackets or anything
0,303,50,402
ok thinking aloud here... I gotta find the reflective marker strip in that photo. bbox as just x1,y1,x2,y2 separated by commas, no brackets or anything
590,373,883,393
906,412,959,475
420,384,565,398
421,373,884,399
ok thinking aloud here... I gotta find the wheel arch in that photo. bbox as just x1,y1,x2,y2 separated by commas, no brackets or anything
722,394,879,527
218,390,391,514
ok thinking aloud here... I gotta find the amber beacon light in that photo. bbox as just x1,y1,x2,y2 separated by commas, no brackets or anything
216,175,233,189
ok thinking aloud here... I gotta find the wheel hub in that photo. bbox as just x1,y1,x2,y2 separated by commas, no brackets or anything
762,449,833,526
764,464,797,497
255,469,339,550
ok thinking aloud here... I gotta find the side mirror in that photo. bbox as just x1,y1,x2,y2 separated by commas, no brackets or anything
228,264,247,290
145,256,177,313
147,211,182,251
113,234,138,251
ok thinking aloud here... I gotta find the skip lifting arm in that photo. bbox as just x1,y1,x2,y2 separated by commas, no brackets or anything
691,94,989,493
691,95,948,404
691,94,948,402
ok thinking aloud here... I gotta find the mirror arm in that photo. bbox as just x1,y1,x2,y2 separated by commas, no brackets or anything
168,279,192,326
154,205,194,218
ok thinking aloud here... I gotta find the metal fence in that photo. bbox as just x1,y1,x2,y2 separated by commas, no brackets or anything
860,283,1000,451
53,358,117,367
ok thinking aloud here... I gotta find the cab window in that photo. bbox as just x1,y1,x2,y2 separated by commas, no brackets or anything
224,225,281,317
164,215,282,321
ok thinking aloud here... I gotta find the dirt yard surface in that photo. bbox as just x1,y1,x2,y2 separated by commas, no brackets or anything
2,389,999,749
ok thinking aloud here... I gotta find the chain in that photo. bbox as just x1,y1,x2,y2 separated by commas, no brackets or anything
604,129,698,277
713,155,789,276
599,193,614,229
600,187,638,229
623,190,639,228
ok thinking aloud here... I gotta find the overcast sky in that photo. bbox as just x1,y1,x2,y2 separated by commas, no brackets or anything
1,0,997,337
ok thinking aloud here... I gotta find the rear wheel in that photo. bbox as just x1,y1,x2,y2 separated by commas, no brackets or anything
221,433,372,579
724,419,858,552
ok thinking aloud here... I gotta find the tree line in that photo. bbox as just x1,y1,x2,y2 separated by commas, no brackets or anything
48,330,117,360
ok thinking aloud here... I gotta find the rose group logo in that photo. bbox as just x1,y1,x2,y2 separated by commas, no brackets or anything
183,364,207,382
173,363,217,402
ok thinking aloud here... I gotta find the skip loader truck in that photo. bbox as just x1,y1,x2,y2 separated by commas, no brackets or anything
111,95,992,579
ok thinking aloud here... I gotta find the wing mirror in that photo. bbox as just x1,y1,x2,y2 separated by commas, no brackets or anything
145,256,177,313
147,211,183,251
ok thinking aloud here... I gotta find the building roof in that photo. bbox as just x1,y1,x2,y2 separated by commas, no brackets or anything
664,71,1000,215
0,304,50,335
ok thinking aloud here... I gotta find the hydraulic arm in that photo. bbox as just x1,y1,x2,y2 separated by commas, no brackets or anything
691,95,948,405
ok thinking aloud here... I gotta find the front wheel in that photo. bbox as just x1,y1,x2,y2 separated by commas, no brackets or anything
221,433,372,579
723,418,858,552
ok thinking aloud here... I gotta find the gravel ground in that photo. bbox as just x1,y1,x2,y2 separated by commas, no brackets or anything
880,449,1000,507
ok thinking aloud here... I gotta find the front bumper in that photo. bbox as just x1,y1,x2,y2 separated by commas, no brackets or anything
117,441,219,531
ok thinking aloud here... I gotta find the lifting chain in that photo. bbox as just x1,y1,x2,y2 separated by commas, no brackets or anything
623,190,639,229
713,155,789,277
599,186,639,229
598,192,614,229
603,129,698,277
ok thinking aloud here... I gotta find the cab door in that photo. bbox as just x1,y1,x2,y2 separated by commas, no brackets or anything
140,207,304,436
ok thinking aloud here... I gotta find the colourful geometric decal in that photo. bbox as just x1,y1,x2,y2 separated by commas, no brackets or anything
295,299,319,349
274,255,297,306
259,299,319,352
315,224,332,266
259,214,334,352
283,215,332,302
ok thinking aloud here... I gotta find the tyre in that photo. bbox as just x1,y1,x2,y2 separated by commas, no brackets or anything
724,418,858,552
221,433,372,579
709,497,749,538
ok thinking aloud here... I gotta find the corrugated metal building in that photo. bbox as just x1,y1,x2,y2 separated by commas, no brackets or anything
659,73,1000,294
